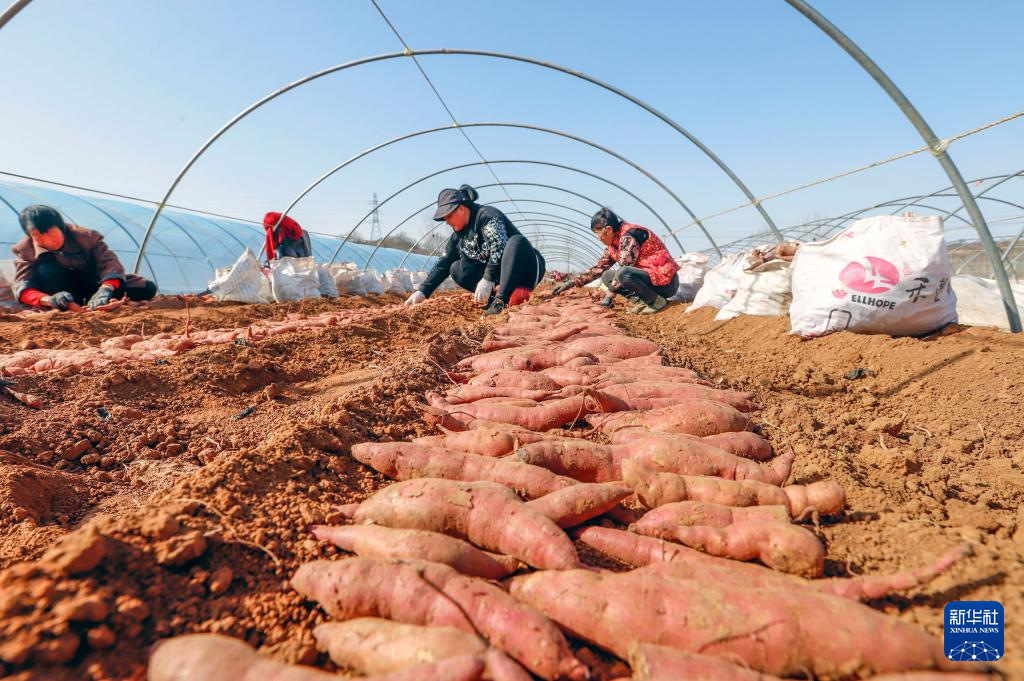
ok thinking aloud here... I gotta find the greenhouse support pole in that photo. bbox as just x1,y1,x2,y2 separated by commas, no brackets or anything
0,0,30,31
785,0,1020,332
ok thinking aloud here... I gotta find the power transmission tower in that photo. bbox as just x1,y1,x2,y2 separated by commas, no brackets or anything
370,193,382,242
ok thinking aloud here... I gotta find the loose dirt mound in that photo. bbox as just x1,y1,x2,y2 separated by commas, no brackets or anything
0,293,488,680
619,302,1023,677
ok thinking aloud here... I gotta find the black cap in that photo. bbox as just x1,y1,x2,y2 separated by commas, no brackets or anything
432,188,463,221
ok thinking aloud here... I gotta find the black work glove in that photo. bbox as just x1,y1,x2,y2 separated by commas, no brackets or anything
45,291,76,310
87,285,116,309
552,281,574,297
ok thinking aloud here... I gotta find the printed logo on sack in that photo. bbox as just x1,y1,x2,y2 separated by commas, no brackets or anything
838,257,900,293
944,601,1003,662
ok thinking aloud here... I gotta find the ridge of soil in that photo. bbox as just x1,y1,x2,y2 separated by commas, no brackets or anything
619,302,1023,677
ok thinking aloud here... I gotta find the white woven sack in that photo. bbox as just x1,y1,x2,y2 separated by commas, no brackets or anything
951,275,1024,331
361,269,385,295
208,248,265,304
383,269,414,293
715,260,792,320
671,253,710,302
270,256,321,302
790,214,957,337
0,260,20,309
317,264,339,298
410,271,428,289
688,252,748,312
332,264,367,296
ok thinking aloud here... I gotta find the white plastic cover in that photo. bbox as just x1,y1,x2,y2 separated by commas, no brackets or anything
317,264,339,298
269,256,321,303
789,214,957,337
715,260,792,320
950,275,1024,331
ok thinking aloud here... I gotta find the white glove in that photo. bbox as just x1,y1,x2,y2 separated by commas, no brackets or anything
473,278,495,303
405,290,426,306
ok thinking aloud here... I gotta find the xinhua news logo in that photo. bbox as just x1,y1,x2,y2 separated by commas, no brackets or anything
944,601,1003,662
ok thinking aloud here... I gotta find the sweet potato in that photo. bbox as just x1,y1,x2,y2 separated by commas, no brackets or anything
698,430,774,461
516,440,623,482
311,525,520,579
610,352,665,366
616,434,793,485
508,569,968,680
412,428,550,457
593,383,761,413
563,336,660,359
458,346,597,372
350,441,575,499
343,478,580,570
629,643,781,680
314,619,485,674
445,385,555,403
578,527,970,602
586,399,753,437
527,483,633,528
649,519,825,577
425,394,595,432
148,633,486,681
467,369,564,391
622,459,838,514
631,501,791,533
293,559,587,680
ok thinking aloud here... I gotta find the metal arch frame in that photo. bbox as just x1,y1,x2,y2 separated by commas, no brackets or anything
882,171,1024,224
785,0,1019,330
500,211,590,230
483,198,591,219
792,194,1024,244
267,121,706,257
347,159,676,267
392,182,616,270
0,0,30,31
133,47,787,272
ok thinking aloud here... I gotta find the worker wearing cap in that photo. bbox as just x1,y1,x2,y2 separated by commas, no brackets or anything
552,207,679,314
405,184,545,316
11,205,158,311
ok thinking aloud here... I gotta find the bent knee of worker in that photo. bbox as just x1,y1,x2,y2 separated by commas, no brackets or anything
600,269,618,287
126,280,158,301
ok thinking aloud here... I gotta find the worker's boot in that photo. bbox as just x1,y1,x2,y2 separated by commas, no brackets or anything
637,295,669,314
598,294,614,308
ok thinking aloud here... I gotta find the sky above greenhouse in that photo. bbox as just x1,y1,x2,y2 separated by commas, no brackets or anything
1,0,1021,260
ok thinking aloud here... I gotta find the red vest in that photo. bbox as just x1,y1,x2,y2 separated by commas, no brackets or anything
609,224,680,286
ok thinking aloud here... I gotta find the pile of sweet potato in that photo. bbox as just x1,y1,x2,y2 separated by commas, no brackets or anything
0,300,439,377
149,295,983,680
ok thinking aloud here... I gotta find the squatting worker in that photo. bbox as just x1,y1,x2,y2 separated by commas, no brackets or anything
263,211,312,260
552,207,679,314
12,205,158,311
405,184,546,317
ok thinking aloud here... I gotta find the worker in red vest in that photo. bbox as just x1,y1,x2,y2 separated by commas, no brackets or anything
263,212,312,260
552,208,679,314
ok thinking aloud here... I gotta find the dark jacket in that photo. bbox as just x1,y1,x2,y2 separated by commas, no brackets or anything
11,223,144,298
419,205,522,297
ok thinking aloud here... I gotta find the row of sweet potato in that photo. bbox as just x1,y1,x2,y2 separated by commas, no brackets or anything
149,296,984,681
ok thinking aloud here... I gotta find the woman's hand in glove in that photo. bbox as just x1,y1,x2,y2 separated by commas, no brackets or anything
473,278,495,303
87,285,117,309
551,281,575,297
404,290,426,306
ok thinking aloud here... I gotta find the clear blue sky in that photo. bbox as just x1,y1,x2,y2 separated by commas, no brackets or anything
1,0,1021,261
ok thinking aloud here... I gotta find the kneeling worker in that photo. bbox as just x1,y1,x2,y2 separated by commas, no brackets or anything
405,184,545,316
552,208,679,314
12,205,158,310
